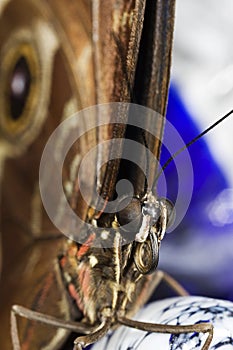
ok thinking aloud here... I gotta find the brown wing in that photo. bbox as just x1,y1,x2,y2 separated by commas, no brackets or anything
134,0,176,191
92,0,147,202
0,0,175,348
0,0,95,348
92,0,176,204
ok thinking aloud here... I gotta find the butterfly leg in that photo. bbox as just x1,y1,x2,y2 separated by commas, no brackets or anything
73,316,112,350
11,305,99,350
117,312,213,350
153,270,189,296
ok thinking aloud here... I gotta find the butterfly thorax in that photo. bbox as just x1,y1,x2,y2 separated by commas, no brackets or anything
59,232,157,327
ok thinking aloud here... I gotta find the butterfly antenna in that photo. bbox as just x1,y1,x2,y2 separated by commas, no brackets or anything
152,109,233,189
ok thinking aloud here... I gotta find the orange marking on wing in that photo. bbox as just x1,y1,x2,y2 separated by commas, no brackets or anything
39,272,54,305
59,256,67,268
22,272,54,349
77,233,96,258
94,197,109,219
78,265,91,307
22,327,33,350
81,271,91,305
69,283,84,313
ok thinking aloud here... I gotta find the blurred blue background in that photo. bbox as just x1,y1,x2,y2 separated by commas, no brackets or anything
158,0,233,301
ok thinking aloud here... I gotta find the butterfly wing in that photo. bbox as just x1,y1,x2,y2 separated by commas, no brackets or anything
0,0,95,348
0,0,176,348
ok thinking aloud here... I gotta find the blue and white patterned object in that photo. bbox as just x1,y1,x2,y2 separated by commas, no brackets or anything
92,297,233,350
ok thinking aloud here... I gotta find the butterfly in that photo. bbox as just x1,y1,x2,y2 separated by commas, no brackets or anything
0,0,180,349
1,0,232,349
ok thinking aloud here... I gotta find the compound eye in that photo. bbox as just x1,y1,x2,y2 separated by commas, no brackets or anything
116,196,142,233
